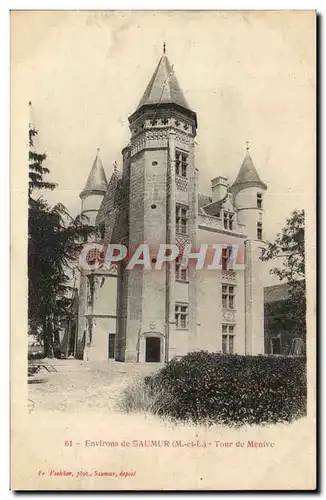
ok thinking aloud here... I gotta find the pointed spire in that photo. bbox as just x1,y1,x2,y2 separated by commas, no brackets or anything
231,143,267,194
80,149,108,199
136,53,192,112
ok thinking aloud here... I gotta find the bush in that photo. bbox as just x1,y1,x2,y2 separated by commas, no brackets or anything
118,380,164,414
139,351,307,426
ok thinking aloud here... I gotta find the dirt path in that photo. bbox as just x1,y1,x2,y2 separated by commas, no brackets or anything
28,360,162,413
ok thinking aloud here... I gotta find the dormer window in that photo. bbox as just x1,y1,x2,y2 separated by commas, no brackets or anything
223,211,234,230
257,193,263,209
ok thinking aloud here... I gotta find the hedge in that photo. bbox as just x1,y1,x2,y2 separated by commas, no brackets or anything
143,351,307,426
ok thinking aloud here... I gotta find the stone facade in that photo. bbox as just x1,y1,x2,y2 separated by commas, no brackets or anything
74,52,268,362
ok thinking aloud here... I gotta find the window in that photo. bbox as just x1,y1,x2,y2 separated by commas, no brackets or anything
176,261,188,282
222,285,235,309
221,247,233,271
257,222,263,240
175,303,188,329
175,151,181,175
176,204,189,235
222,325,235,354
175,150,188,178
257,193,263,209
223,211,234,230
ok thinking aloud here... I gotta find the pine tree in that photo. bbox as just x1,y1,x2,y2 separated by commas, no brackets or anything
28,102,92,357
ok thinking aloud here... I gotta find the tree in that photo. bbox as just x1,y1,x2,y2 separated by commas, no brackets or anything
261,209,306,341
28,104,92,357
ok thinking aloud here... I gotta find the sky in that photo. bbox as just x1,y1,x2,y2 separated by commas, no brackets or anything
12,10,315,285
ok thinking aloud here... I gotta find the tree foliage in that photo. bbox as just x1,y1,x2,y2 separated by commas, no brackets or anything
28,110,92,357
261,209,306,339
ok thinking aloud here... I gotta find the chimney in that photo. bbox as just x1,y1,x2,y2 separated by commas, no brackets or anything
211,176,228,203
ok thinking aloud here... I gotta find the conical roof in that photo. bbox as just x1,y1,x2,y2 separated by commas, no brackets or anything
231,150,267,194
96,163,123,225
80,149,108,199
136,54,192,112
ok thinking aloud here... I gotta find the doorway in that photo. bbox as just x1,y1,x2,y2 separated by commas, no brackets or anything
108,333,115,359
271,337,281,355
145,337,161,362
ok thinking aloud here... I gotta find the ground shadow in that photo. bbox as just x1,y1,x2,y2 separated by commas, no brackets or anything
28,378,48,384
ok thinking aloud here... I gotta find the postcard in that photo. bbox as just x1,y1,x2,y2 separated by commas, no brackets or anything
11,10,316,490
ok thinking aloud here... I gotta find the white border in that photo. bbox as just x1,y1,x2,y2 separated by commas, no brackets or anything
3,2,322,498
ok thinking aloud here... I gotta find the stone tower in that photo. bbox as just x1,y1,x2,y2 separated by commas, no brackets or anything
116,47,198,362
76,149,108,359
231,145,268,354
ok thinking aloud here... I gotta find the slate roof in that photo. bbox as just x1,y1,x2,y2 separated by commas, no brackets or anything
137,54,192,112
231,151,267,194
96,168,123,226
198,194,212,209
80,150,108,198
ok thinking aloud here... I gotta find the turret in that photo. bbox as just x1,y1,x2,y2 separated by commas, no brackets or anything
80,149,108,226
230,143,267,240
116,44,198,362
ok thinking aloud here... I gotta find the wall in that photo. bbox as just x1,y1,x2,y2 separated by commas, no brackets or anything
196,228,247,354
88,317,116,361
244,240,265,354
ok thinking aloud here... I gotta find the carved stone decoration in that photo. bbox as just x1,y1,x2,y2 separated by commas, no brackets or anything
221,270,236,281
149,322,156,330
222,310,236,323
176,233,190,251
175,131,191,145
105,263,118,276
175,176,188,192
198,213,223,230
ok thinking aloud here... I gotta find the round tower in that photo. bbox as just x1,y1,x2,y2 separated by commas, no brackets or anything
80,149,108,226
231,144,267,241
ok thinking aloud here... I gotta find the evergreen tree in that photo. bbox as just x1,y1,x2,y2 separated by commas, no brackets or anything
28,102,92,357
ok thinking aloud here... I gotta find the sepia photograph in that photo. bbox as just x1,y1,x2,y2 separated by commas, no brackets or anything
11,10,316,490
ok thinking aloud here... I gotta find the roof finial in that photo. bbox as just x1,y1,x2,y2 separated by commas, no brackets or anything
163,41,166,54
245,140,250,153
113,161,118,173
97,148,100,154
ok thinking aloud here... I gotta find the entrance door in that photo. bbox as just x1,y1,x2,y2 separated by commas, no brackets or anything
108,333,115,359
145,337,161,362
